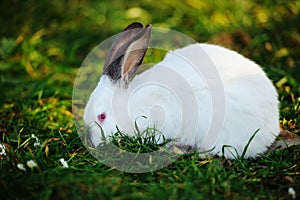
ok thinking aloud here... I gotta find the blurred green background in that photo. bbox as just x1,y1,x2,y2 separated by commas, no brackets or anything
0,0,299,199
1,0,300,83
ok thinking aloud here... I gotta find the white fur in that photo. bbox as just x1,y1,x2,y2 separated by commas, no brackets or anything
84,43,280,159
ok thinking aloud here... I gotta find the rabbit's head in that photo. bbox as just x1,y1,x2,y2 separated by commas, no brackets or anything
83,22,152,147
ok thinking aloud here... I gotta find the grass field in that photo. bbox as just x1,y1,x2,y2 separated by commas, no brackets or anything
1,0,300,199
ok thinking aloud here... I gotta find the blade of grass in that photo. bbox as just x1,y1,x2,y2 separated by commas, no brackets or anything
241,129,260,160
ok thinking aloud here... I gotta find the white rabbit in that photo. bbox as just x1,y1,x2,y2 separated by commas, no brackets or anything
83,22,280,159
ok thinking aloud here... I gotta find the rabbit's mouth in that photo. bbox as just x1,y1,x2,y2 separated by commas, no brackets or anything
87,130,95,148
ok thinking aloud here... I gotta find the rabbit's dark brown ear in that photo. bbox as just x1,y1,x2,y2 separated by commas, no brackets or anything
103,22,151,85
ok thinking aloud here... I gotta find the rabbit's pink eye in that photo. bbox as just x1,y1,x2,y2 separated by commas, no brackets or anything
97,112,106,123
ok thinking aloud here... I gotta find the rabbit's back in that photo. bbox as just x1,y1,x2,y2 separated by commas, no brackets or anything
145,43,280,158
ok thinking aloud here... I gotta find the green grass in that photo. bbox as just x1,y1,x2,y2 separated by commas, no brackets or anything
110,126,169,153
1,0,300,199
